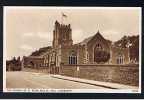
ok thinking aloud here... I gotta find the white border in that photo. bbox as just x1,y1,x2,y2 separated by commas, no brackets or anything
139,7,142,93
3,6,142,93
4,6,141,10
3,6,6,93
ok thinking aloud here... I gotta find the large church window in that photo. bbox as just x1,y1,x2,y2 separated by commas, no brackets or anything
94,44,110,63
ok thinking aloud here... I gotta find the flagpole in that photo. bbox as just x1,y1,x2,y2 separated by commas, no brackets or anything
61,12,67,24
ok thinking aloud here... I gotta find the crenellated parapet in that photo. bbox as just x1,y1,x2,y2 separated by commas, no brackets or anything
53,20,73,48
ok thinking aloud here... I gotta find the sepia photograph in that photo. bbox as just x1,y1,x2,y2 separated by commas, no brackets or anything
3,7,141,93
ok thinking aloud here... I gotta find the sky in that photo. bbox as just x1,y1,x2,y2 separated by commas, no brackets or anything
4,7,141,60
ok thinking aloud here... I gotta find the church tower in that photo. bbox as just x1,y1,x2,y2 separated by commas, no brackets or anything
52,20,73,48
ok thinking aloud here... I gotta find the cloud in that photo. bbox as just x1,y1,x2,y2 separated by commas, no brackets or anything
20,44,33,51
23,32,34,37
102,30,125,42
72,29,85,43
22,32,52,40
37,32,52,40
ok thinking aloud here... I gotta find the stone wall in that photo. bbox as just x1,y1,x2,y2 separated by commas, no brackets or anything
60,64,139,86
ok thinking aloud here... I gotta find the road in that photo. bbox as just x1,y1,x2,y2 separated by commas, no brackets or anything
6,71,109,89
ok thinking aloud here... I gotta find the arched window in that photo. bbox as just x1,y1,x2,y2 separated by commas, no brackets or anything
117,54,124,64
30,61,34,66
94,43,110,63
69,50,77,64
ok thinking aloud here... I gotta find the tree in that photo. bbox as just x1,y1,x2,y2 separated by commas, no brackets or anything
114,35,139,62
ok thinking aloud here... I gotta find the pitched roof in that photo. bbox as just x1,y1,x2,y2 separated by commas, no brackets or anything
79,35,93,45
30,46,52,56
79,31,111,45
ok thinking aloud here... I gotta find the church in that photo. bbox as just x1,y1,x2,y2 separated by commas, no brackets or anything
22,20,130,73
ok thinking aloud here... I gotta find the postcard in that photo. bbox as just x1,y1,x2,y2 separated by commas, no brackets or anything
3,7,141,93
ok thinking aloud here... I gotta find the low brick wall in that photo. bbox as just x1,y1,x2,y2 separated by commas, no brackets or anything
60,64,139,86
